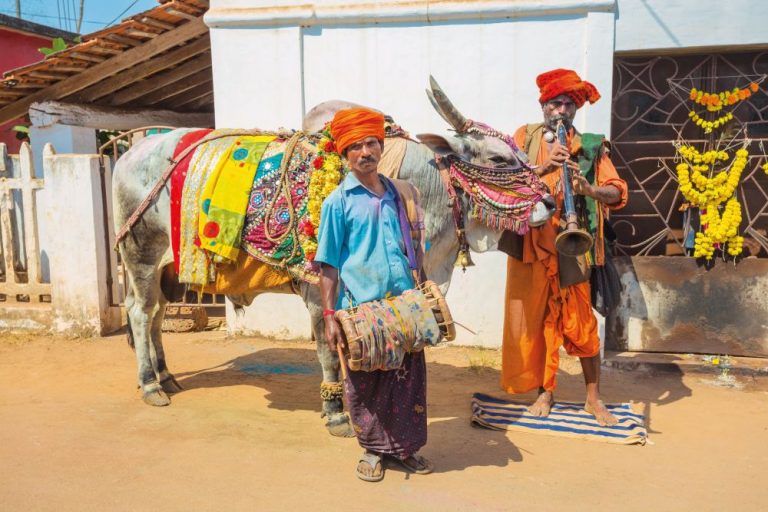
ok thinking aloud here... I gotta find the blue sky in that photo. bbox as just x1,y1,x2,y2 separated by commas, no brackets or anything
0,0,160,35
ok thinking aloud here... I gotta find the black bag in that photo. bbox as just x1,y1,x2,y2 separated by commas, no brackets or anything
590,220,622,317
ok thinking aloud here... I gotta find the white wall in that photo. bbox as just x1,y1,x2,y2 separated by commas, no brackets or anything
42,145,121,336
29,124,97,282
615,0,768,53
207,0,618,345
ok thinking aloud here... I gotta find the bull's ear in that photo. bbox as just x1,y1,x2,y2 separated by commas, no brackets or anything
416,133,465,156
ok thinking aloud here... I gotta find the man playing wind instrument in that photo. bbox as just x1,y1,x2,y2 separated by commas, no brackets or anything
500,69,628,426
316,108,434,482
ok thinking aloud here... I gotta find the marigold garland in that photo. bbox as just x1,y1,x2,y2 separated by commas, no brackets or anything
676,146,748,259
675,80,765,260
300,126,345,261
687,111,733,134
689,83,759,112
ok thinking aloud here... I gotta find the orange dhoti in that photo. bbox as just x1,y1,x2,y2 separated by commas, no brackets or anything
501,227,599,394
500,123,627,394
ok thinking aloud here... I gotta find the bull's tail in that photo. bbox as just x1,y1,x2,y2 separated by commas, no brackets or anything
123,280,136,349
126,312,135,349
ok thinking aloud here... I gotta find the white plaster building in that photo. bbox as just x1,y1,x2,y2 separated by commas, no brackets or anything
206,0,768,346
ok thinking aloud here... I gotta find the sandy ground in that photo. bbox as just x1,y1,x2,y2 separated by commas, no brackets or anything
1,330,766,512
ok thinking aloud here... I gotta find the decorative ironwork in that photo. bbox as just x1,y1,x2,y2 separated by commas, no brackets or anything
610,52,768,257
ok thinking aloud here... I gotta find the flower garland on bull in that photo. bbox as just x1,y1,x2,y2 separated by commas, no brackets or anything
299,126,343,263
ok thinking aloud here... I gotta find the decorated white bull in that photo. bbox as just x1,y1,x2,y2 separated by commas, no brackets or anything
112,78,554,437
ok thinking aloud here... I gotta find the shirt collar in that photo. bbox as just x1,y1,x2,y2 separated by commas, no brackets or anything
341,172,393,199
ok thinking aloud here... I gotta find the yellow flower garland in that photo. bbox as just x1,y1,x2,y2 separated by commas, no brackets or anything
687,111,733,134
300,126,345,261
676,146,748,259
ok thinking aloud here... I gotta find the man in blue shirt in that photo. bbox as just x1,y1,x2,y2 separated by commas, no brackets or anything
316,107,433,482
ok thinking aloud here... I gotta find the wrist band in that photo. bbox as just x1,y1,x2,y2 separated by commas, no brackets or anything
322,309,335,318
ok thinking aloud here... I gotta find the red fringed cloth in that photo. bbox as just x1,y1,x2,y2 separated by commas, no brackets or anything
171,129,213,273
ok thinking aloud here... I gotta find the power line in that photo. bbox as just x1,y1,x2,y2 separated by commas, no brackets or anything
104,0,140,28
0,8,106,26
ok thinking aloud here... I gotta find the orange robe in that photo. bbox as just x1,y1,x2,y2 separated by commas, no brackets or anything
501,125,628,394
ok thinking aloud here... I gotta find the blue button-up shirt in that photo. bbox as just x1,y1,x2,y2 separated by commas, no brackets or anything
315,173,414,309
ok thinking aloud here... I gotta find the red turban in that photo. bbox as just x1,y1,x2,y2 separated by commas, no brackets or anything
537,68,601,109
329,107,385,155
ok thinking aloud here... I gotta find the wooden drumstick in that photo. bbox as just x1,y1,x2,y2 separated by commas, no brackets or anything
337,342,348,381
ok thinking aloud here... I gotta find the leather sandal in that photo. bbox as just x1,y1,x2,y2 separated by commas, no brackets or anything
387,453,434,475
356,452,385,482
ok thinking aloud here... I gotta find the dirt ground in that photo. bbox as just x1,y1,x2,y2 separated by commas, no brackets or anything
1,330,766,512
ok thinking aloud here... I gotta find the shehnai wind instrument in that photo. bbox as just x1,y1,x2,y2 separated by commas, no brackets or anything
554,120,593,257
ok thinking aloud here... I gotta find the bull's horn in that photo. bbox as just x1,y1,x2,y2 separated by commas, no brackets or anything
426,88,451,126
428,75,468,132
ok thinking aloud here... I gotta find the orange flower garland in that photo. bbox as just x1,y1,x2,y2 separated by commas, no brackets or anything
689,82,758,112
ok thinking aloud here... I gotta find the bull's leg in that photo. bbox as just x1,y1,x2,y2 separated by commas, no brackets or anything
299,282,355,437
148,293,183,395
126,264,171,406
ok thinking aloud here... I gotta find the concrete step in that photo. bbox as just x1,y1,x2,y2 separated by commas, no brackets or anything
604,350,768,377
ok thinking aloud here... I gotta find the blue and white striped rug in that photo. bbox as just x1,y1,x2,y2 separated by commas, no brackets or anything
471,393,647,445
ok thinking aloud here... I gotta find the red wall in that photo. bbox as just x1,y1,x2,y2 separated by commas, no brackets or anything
0,28,54,153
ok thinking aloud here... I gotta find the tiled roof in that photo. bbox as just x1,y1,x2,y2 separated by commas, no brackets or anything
0,0,211,123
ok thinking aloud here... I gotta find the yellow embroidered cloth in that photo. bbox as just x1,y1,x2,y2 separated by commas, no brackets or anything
198,135,276,262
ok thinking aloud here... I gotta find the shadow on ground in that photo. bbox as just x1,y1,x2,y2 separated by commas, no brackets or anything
167,344,693,468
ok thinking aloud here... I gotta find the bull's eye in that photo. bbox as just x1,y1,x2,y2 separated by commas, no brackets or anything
489,155,507,167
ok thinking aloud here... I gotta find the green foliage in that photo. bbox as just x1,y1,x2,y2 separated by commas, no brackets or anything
38,38,69,57
11,124,29,141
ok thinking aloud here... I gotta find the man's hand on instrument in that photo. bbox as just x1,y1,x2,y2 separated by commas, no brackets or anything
570,161,594,197
540,141,571,176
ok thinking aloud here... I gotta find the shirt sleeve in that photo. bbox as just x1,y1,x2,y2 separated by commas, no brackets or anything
596,151,628,211
314,192,345,269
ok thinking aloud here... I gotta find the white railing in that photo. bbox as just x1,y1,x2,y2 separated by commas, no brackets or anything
0,142,50,305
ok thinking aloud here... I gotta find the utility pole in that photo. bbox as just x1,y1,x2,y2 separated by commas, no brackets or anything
15,0,21,18
76,0,85,33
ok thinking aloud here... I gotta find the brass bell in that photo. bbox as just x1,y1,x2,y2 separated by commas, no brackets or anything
454,247,475,270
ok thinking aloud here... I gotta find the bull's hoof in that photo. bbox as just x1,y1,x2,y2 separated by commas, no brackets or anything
160,375,184,395
142,389,171,406
326,413,355,438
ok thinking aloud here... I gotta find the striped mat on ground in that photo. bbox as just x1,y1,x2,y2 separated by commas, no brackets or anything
471,392,647,445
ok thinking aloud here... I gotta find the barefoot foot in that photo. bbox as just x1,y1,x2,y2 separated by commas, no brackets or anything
528,391,553,417
584,399,618,426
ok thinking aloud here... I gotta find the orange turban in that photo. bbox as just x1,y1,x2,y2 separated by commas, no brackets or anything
537,68,601,109
329,108,385,155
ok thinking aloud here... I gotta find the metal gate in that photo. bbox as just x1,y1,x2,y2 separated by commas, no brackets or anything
610,50,768,257
98,127,225,316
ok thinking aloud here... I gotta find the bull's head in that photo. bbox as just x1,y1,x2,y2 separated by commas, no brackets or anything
417,76,555,258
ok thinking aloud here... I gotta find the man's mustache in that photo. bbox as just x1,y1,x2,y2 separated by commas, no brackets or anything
360,156,377,164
